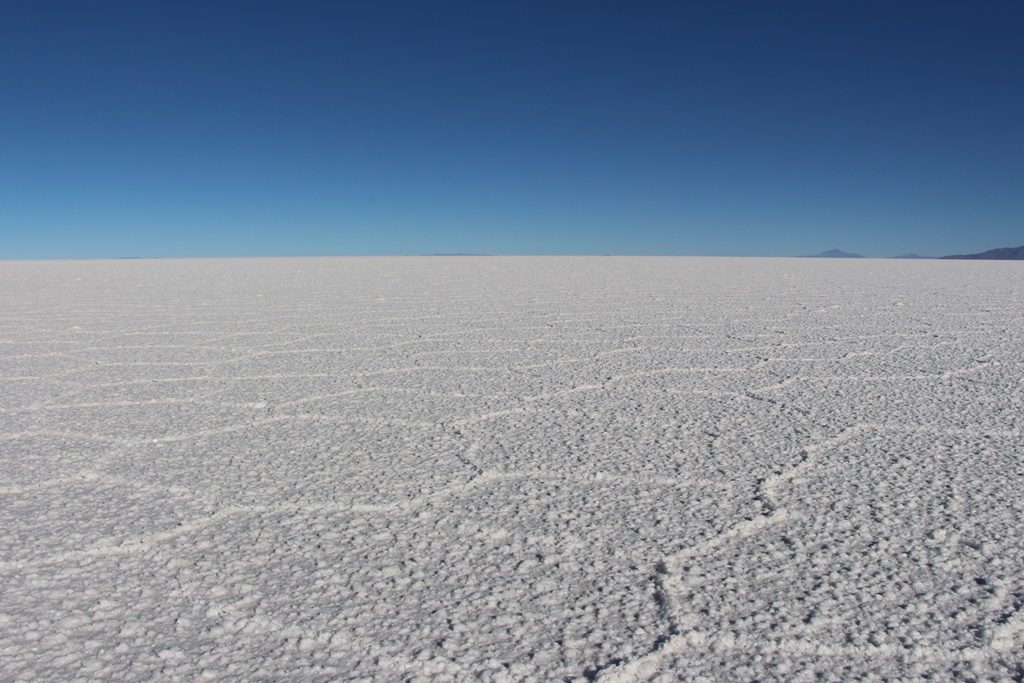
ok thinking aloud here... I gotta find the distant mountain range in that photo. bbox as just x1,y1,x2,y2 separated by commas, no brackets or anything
798,245,1023,260
940,245,1024,260
801,249,864,258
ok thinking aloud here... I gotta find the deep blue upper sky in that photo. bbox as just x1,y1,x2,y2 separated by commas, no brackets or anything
2,1,1022,258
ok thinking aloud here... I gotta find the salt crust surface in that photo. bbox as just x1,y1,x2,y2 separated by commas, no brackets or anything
1,256,1022,681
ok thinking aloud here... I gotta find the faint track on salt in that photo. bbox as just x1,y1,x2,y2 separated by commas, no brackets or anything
748,357,998,395
451,367,746,428
0,461,735,572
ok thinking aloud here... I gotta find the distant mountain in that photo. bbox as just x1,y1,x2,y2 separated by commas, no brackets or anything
941,245,1024,260
801,249,864,258
889,253,931,259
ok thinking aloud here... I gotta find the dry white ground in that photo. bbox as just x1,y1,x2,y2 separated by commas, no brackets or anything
1,256,1022,681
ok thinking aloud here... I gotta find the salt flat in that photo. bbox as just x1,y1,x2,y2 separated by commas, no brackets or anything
1,256,1022,681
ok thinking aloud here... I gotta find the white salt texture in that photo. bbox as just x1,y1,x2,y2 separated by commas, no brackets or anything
1,257,1022,681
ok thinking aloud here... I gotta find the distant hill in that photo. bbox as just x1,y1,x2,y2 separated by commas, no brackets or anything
801,249,864,258
889,253,931,259
941,245,1024,260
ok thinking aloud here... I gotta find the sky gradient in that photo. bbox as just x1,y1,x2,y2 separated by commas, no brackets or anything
2,1,1022,258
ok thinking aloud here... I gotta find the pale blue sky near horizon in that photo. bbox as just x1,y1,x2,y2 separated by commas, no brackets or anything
1,1,1022,259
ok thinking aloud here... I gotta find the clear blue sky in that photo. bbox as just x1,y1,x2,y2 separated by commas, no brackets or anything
2,1,1022,258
